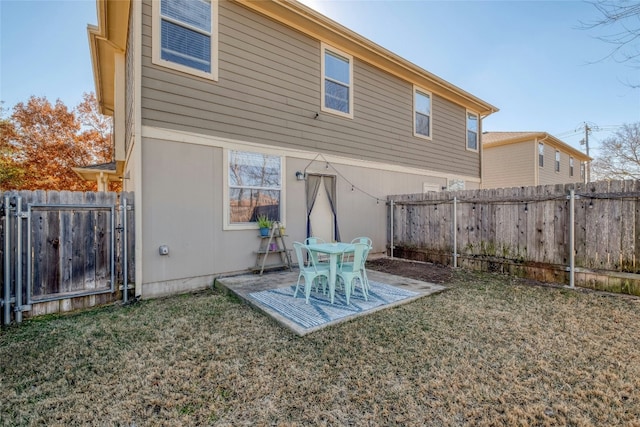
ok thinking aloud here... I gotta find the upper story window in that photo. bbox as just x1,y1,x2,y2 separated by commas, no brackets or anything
152,0,218,80
466,111,479,151
555,150,561,172
226,150,283,229
580,162,585,179
413,87,432,139
538,142,544,167
447,178,465,191
570,157,574,176
321,44,353,118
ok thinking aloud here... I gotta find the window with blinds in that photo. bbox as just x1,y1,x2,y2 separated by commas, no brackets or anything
153,0,218,80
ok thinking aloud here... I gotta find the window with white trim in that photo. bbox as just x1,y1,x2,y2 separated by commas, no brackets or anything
321,44,353,118
413,87,432,139
228,151,282,225
153,0,218,80
466,111,479,151
555,150,561,172
539,142,544,167
570,157,574,176
447,178,465,191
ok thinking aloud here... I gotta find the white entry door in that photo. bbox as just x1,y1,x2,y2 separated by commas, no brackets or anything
309,176,335,242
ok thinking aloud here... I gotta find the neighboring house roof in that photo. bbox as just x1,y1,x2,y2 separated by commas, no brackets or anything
72,161,123,183
483,131,592,161
78,161,117,171
88,0,498,117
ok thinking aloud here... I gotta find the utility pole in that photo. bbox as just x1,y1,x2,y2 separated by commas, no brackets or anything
580,122,592,183
583,122,590,157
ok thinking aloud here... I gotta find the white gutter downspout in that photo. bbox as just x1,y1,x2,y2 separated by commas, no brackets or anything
133,0,144,298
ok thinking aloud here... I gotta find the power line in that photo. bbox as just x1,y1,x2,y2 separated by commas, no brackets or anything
555,123,624,139
554,130,582,138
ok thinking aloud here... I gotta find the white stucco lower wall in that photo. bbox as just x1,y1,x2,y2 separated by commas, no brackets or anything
135,126,480,298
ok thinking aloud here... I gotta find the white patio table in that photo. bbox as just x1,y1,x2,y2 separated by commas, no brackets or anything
305,242,355,304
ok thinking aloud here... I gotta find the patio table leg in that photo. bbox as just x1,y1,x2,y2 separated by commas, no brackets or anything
329,254,337,304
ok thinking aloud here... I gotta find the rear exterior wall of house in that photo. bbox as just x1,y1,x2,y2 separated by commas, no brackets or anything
123,0,485,296
538,142,583,186
482,140,535,188
483,139,585,189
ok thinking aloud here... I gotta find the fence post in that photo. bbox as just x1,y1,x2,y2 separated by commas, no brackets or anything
390,199,394,259
453,196,457,268
3,195,10,325
15,196,22,323
569,189,575,288
122,197,128,303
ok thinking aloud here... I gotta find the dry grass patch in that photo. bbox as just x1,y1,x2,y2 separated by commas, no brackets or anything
1,265,640,426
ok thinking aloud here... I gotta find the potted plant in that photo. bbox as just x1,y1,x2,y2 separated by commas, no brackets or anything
256,214,273,236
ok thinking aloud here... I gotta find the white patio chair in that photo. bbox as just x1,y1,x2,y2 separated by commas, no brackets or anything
343,237,372,291
304,237,329,265
336,243,369,305
292,242,330,304
350,237,373,248
304,237,326,245
341,236,372,264
343,237,373,262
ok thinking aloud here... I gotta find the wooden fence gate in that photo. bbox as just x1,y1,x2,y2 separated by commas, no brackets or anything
1,191,134,325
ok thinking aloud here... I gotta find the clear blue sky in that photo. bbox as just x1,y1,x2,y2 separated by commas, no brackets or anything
1,0,639,158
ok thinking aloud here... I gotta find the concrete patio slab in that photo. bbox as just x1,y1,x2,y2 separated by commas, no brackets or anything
214,269,446,336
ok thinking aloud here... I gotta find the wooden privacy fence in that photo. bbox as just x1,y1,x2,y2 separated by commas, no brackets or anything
1,191,134,325
388,180,640,296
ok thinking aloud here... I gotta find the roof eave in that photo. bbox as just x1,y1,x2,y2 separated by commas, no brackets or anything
234,0,499,116
88,0,130,117
483,132,592,161
483,132,546,147
72,160,125,182
91,0,498,116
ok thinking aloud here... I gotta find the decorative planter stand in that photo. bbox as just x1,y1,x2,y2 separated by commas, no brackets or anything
253,221,293,275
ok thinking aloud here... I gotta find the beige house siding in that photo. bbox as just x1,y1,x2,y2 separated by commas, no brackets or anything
138,131,450,297
538,146,581,185
483,134,588,189
141,139,220,288
97,0,498,296
138,0,478,178
538,142,557,185
482,140,535,188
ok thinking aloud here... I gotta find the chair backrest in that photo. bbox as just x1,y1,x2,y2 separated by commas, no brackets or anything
304,237,326,245
304,237,327,263
350,237,372,248
348,243,368,271
293,242,319,272
293,242,307,270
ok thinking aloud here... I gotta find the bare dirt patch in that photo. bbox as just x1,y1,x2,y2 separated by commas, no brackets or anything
367,257,453,284
2,258,640,426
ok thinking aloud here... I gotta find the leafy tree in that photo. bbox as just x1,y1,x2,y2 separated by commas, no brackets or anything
75,92,113,163
0,105,24,189
591,122,640,180
0,93,113,191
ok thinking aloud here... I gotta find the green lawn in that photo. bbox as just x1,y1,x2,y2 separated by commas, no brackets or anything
1,265,639,426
